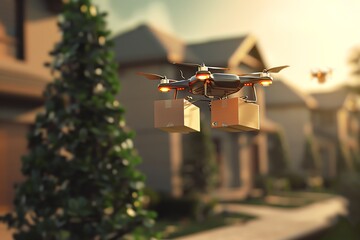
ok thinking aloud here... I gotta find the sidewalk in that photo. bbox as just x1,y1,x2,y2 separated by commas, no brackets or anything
177,196,346,240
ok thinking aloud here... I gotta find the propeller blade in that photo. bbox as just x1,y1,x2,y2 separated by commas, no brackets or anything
173,62,200,67
137,72,164,80
239,75,270,80
208,66,230,70
173,62,229,70
238,72,262,76
239,65,289,76
266,65,289,73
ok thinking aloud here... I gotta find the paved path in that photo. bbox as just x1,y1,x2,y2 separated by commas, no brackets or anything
177,197,346,240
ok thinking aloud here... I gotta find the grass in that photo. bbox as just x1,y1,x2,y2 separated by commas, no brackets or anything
154,212,256,239
303,217,360,240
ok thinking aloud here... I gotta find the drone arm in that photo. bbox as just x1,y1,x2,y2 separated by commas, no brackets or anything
158,80,190,89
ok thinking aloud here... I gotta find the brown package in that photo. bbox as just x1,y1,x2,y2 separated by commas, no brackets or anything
211,97,259,132
154,99,200,133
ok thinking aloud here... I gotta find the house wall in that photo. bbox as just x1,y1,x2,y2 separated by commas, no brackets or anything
212,131,241,188
267,106,310,172
118,63,181,194
0,0,58,210
0,121,28,209
311,108,358,177
312,109,338,138
316,139,337,178
25,0,59,77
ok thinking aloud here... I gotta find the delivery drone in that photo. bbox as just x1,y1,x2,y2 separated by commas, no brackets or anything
138,62,289,103
311,68,332,84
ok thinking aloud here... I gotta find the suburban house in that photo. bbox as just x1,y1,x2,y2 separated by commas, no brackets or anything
311,87,360,178
0,1,282,213
113,24,278,198
0,0,60,213
265,79,318,174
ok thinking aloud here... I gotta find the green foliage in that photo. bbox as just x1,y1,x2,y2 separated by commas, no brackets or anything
316,216,360,240
336,142,360,174
336,46,360,237
302,134,322,175
0,0,155,239
267,130,290,177
283,172,307,190
154,212,255,239
254,172,306,194
337,172,360,231
181,121,218,196
181,120,218,221
149,193,200,220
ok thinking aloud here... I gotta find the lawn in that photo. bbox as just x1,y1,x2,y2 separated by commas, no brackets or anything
302,217,360,240
154,212,256,239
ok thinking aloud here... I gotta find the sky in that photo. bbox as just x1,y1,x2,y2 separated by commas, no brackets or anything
94,0,360,92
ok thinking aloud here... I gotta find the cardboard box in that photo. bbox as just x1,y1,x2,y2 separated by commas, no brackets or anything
211,98,259,132
154,99,200,133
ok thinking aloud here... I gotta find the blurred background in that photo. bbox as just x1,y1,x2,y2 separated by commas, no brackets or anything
1,0,360,239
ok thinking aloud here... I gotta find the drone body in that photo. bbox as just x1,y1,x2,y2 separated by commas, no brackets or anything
311,68,332,84
138,63,288,101
138,62,288,133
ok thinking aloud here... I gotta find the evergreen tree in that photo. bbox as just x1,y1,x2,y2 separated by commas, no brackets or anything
0,0,155,239
182,121,218,196
267,130,290,177
302,135,322,176
181,120,218,221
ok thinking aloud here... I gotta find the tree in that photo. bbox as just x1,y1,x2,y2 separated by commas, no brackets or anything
338,45,360,235
0,0,155,239
182,121,218,196
181,120,218,220
302,135,322,176
267,130,290,177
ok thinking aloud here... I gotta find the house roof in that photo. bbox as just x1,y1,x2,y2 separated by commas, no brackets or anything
113,24,199,65
265,79,317,108
187,36,248,67
113,24,264,70
113,25,169,65
311,88,352,110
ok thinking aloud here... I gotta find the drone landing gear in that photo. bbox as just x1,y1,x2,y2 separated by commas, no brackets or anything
242,84,258,103
203,81,214,99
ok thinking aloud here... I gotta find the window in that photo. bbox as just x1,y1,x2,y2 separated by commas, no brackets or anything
0,0,24,60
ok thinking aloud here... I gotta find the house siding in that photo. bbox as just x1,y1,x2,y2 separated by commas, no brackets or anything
267,106,310,172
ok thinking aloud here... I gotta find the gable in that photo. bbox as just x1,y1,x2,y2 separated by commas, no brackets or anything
266,79,317,108
113,25,169,65
114,24,267,73
312,88,349,110
188,36,247,67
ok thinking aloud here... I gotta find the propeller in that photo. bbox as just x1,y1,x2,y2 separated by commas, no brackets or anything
137,72,165,80
137,72,177,82
173,62,229,70
266,65,290,73
239,65,289,76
